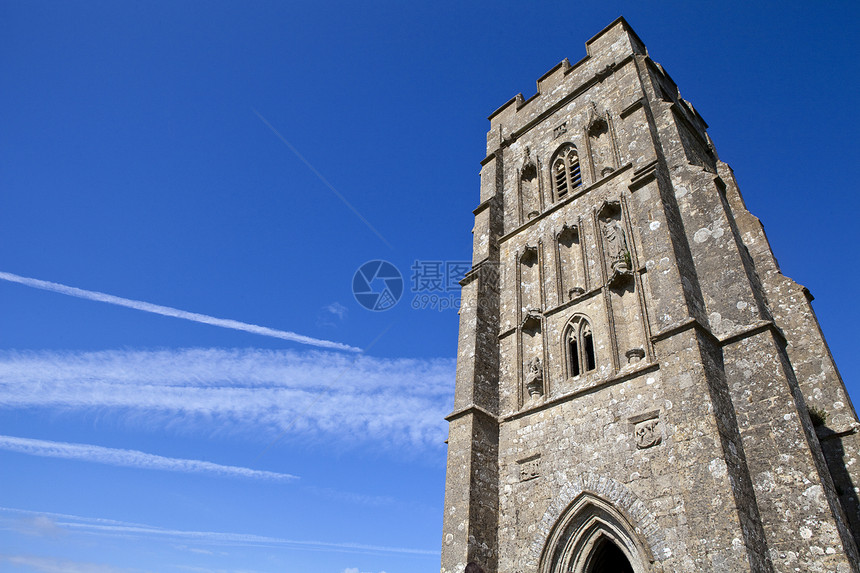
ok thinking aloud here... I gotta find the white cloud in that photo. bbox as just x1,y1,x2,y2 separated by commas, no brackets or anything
317,301,349,328
0,271,359,352
326,302,348,320
14,515,63,537
0,348,455,449
0,435,297,481
0,554,147,573
172,545,226,556
0,508,438,557
173,567,266,573
304,486,395,507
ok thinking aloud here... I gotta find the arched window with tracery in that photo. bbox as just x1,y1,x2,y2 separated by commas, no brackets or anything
565,316,596,378
551,145,583,201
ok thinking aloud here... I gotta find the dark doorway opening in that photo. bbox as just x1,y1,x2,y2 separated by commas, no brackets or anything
587,539,634,573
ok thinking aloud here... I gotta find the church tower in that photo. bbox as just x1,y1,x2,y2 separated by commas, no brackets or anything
441,17,860,573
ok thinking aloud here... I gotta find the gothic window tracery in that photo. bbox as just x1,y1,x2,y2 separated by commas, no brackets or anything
565,316,596,377
551,144,583,201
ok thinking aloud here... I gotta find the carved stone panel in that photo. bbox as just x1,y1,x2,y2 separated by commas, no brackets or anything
634,418,662,449
518,455,540,482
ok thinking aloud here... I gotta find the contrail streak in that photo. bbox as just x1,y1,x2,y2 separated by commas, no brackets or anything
252,108,395,250
0,271,359,352
0,435,298,481
0,507,440,556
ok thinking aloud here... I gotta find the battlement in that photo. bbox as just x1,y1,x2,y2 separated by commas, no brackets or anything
487,17,647,138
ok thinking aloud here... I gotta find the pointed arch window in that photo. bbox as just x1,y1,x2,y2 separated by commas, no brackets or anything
552,145,583,201
565,316,596,377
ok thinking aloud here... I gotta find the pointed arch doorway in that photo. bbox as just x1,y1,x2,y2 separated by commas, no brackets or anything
539,493,649,573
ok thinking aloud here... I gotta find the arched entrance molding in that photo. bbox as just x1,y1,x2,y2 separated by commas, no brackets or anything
524,474,670,572
538,492,646,573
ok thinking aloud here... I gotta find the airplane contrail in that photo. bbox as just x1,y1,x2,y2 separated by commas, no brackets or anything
252,108,395,250
0,507,440,556
0,271,360,352
0,435,298,481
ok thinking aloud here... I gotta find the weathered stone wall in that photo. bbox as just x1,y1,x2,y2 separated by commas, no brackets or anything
441,16,860,573
718,161,860,547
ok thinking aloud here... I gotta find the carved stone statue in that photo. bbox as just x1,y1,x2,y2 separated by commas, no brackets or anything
602,218,632,280
525,356,544,398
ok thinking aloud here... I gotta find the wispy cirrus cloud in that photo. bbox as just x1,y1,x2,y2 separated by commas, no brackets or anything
0,271,359,352
0,348,454,449
325,302,348,320
317,301,349,328
0,508,439,557
173,566,266,573
0,435,297,481
304,485,396,507
0,553,148,573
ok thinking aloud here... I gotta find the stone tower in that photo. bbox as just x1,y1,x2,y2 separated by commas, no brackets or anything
441,17,860,573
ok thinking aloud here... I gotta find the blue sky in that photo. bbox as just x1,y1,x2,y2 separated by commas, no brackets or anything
0,2,858,572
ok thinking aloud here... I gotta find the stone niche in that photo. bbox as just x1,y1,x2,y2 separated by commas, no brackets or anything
598,201,632,286
519,245,541,313
586,102,617,178
598,200,647,371
521,309,544,403
519,146,541,222
555,223,585,305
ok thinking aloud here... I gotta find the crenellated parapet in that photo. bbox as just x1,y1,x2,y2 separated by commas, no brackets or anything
486,17,647,155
